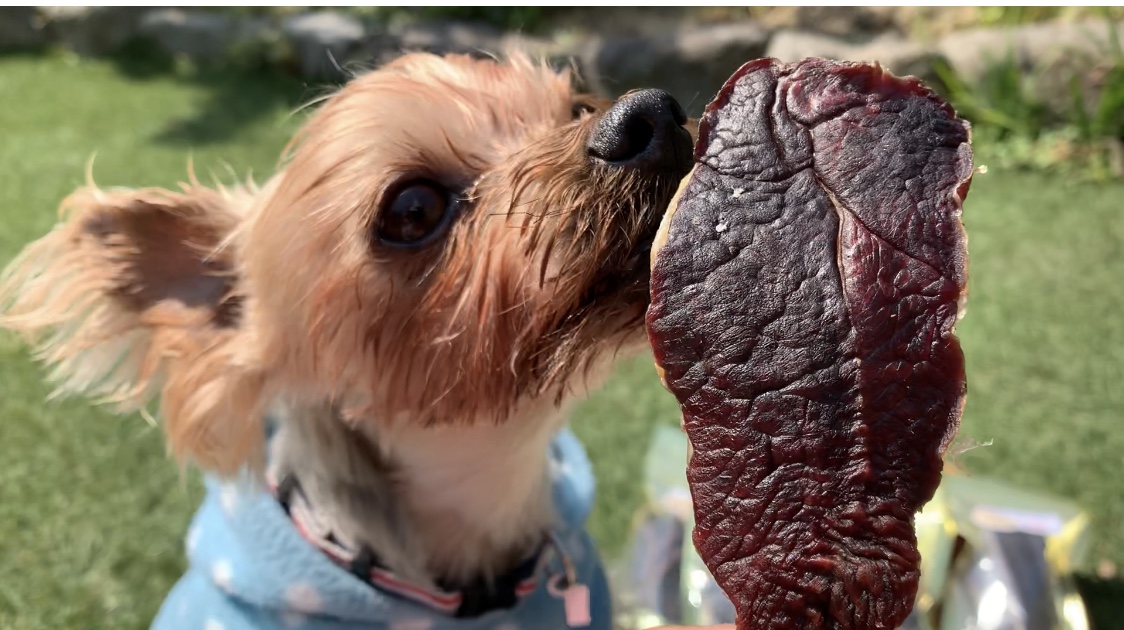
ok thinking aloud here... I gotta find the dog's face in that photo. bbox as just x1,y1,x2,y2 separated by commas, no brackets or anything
0,52,694,474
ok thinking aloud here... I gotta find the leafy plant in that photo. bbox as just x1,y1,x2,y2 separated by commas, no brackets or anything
937,12,1124,181
974,7,1065,28
975,6,1124,28
934,51,1051,141
1065,16,1124,179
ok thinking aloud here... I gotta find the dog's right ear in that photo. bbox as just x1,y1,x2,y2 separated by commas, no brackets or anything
0,182,268,475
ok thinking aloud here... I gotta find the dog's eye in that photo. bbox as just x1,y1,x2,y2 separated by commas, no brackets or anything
377,182,454,247
572,101,597,120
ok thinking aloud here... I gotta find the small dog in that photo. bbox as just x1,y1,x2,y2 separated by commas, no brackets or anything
0,51,694,629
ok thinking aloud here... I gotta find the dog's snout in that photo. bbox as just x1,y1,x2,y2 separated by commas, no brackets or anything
588,89,693,173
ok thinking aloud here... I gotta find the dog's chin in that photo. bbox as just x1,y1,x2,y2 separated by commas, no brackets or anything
578,234,656,314
581,161,689,317
571,189,677,344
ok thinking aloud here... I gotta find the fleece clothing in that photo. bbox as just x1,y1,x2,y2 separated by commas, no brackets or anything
152,428,612,630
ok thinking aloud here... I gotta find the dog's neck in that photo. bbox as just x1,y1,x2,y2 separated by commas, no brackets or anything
267,400,568,589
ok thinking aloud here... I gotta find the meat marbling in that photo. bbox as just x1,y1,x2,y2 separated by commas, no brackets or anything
646,58,973,629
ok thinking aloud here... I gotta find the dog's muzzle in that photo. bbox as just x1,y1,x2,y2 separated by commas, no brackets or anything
587,89,693,175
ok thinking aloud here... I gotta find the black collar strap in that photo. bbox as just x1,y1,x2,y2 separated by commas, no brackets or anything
272,472,544,618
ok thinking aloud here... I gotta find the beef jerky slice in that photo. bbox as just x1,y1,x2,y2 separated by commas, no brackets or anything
646,58,972,629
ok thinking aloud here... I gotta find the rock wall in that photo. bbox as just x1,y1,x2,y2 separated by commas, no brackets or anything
2,7,1121,117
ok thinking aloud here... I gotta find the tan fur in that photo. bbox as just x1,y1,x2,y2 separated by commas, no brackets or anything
238,53,666,440
0,51,687,584
0,181,270,473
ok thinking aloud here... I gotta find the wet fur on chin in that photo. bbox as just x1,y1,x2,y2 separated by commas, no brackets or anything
0,51,683,585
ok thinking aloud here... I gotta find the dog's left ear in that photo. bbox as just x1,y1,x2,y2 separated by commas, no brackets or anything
0,182,268,475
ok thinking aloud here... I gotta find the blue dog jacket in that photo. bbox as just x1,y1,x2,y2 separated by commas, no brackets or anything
152,428,612,630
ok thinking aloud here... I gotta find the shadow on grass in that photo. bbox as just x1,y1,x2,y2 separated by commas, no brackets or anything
103,39,320,146
1077,573,1124,630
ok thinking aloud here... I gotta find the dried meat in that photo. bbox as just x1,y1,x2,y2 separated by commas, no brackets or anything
646,58,973,629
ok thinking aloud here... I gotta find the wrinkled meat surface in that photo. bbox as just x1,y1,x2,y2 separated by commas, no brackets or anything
646,58,972,629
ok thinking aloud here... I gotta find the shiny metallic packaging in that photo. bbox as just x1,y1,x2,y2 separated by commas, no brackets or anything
613,427,1092,630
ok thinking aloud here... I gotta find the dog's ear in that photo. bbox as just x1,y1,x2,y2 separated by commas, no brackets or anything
0,182,267,475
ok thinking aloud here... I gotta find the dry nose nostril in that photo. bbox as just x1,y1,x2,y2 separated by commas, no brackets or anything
588,89,688,166
614,115,656,162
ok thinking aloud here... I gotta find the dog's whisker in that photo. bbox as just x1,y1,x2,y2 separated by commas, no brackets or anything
290,91,337,119
324,49,352,82
684,91,702,113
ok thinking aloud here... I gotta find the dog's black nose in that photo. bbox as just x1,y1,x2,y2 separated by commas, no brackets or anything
588,89,692,173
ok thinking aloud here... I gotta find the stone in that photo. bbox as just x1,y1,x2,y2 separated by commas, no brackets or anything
357,19,551,79
937,20,1124,118
282,10,366,80
766,30,948,88
501,31,590,81
0,7,46,51
38,7,144,56
937,20,1124,85
763,30,853,62
138,9,237,61
750,6,904,38
857,35,947,84
393,19,503,56
591,21,770,116
548,7,698,39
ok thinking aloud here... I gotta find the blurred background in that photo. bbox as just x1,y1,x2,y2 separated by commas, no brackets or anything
0,6,1121,629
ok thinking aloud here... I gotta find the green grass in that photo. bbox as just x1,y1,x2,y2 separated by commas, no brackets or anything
1,53,1122,628
0,52,306,630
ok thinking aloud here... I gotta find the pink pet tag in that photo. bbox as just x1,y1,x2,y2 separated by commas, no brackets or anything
562,582,591,627
548,573,591,627
547,532,591,627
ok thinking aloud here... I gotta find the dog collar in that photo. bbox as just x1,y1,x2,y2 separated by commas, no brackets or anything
270,471,547,618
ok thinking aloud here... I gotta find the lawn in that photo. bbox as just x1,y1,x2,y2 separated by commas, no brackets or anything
0,53,1122,629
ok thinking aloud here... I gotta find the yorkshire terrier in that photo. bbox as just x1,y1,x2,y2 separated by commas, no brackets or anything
0,51,694,629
